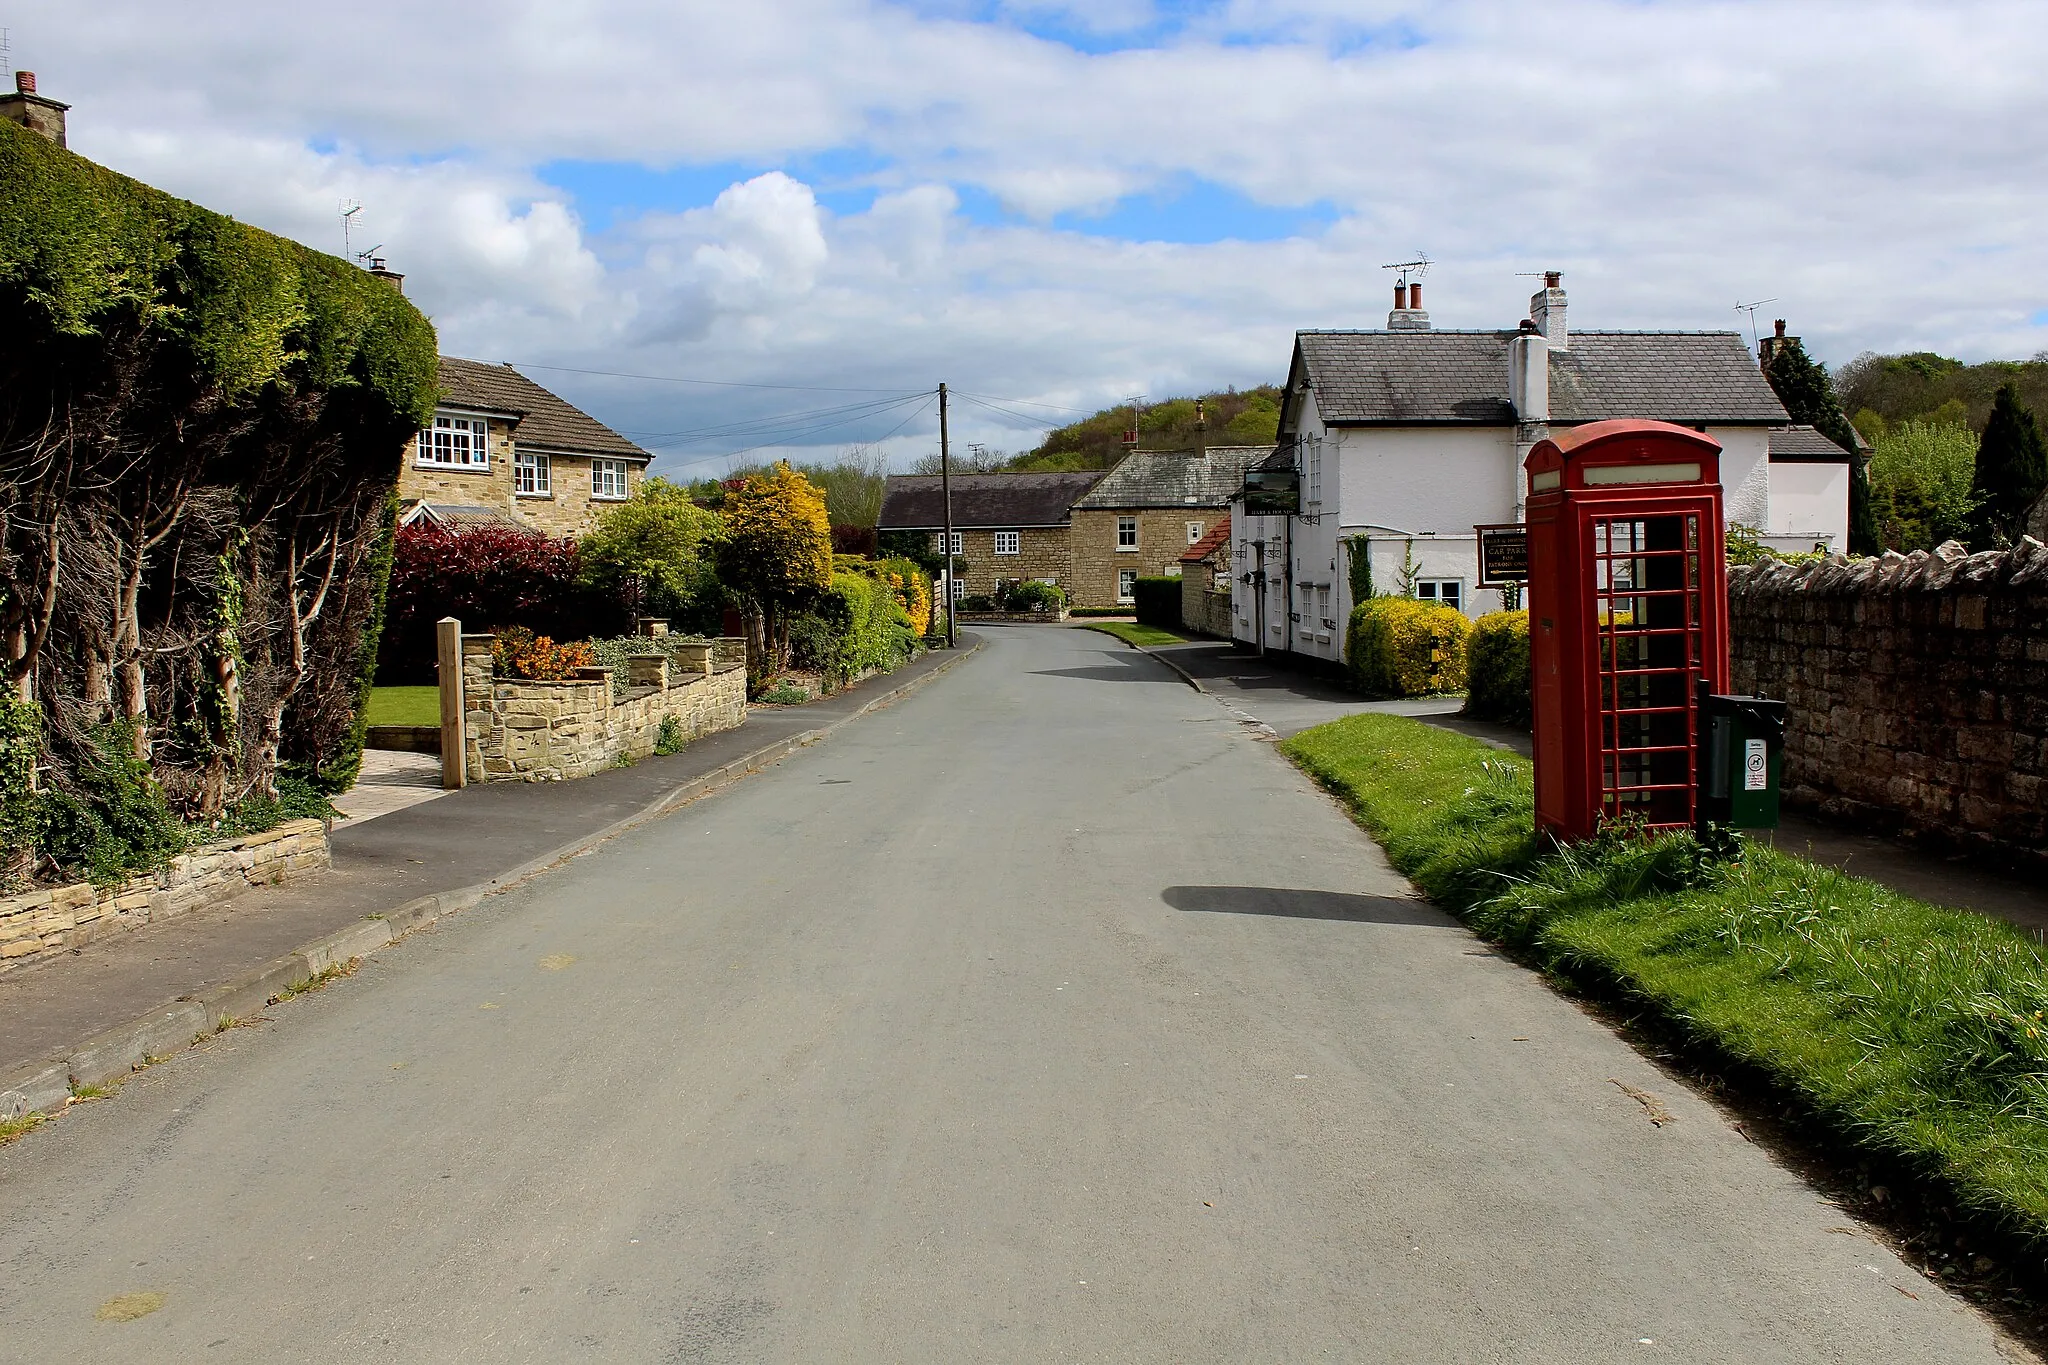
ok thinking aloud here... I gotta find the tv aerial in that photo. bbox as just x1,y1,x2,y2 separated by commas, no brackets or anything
1381,254,1431,289
1734,297,1778,350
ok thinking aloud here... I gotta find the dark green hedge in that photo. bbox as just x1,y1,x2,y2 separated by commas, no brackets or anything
0,119,438,886
1132,576,1182,630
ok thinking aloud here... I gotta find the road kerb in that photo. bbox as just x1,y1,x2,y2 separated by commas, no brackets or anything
0,637,983,1128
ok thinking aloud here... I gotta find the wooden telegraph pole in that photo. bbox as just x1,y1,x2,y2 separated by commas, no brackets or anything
939,382,956,648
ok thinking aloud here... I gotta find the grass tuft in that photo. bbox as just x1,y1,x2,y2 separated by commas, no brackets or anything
0,1111,48,1144
1084,621,1189,648
1282,711,2048,1250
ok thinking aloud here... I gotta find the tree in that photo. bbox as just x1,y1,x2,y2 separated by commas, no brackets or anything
1867,420,1978,551
716,462,833,673
1969,383,2048,546
1764,339,1879,554
579,477,723,625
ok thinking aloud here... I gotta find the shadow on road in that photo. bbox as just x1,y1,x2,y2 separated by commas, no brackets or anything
1161,885,1449,926
1031,664,1173,683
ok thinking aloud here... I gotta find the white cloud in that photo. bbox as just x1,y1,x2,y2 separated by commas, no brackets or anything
13,0,2048,467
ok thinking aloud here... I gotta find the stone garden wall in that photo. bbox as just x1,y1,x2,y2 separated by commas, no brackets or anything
0,819,329,975
460,636,749,782
1729,538,2048,869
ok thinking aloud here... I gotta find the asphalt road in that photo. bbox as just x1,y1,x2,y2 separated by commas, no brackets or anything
0,627,2016,1362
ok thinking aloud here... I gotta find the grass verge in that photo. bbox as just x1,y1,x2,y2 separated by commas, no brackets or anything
1084,621,1189,648
1281,711,2048,1259
364,685,440,727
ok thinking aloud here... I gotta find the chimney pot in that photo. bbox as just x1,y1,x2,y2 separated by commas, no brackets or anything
1408,282,1421,309
1774,318,1786,337
16,71,35,95
1544,270,1560,288
1394,282,1408,310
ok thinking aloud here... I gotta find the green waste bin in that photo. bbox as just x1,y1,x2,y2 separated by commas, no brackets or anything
1695,686,1787,831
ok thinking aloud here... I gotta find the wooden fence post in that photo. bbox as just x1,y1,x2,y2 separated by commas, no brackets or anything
437,616,466,790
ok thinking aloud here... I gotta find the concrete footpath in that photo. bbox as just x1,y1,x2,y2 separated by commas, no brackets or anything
0,640,980,1094
1133,635,2048,936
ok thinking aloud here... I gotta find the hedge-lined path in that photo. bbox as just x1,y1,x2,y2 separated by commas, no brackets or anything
0,643,977,1082
0,627,2012,1361
1141,638,2048,934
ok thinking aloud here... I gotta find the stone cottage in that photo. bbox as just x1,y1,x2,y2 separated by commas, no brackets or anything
877,471,1106,603
1067,447,1268,608
398,357,652,537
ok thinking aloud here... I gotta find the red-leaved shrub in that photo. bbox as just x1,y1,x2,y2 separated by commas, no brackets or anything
377,523,628,682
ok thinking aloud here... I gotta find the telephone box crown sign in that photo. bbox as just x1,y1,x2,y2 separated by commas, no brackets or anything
1525,419,1722,496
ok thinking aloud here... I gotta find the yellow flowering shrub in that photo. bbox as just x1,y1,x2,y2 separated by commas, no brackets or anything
1345,597,1471,697
1462,609,1531,727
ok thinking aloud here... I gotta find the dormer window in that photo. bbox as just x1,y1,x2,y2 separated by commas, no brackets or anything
417,412,491,469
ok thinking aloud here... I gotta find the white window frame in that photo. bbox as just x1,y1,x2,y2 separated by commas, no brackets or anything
514,449,551,497
416,411,491,470
1416,578,1465,613
1116,516,1138,550
591,458,631,501
1117,568,1137,603
993,530,1021,556
932,531,963,556
949,576,967,602
1186,520,1204,545
1306,436,1323,508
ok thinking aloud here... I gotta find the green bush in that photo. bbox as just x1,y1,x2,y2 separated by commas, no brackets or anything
1345,597,1471,697
1001,580,1065,613
653,715,687,756
788,570,918,688
957,594,996,613
1462,610,1531,728
1131,576,1182,630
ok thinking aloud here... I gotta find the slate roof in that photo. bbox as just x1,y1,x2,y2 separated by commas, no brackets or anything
1180,515,1232,564
1768,425,1854,462
398,501,531,532
1291,331,1788,428
1073,446,1270,510
436,357,650,461
878,471,1106,530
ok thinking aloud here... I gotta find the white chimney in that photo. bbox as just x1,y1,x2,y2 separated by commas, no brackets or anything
1530,270,1567,351
1509,326,1549,422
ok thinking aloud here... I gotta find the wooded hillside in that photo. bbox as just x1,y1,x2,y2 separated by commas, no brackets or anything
1839,351,2048,436
1007,386,1282,471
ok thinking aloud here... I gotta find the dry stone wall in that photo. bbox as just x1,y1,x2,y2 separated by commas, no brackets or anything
1180,576,1233,638
0,819,329,975
1729,537,2048,868
461,637,748,782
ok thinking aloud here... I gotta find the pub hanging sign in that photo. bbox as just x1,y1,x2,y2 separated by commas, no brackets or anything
1475,522,1529,587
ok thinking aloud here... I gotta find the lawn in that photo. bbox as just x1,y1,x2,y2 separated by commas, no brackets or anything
363,685,441,727
1282,711,2048,1255
1083,620,1190,648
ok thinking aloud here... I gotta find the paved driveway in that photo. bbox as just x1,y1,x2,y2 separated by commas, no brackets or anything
0,626,2013,1361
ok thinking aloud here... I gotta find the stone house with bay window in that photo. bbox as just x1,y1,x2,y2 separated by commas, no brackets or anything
397,357,651,537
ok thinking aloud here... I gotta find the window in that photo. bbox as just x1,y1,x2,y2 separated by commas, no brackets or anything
1317,585,1331,624
1416,578,1464,613
591,459,630,500
993,530,1021,556
1116,516,1138,550
416,413,489,468
949,576,966,601
1306,436,1323,507
1186,521,1204,545
1117,569,1137,603
932,531,963,555
514,449,551,496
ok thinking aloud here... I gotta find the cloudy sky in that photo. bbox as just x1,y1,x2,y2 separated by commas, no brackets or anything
15,1,2048,471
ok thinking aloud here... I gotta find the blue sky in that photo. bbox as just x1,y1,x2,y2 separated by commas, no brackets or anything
27,0,2048,468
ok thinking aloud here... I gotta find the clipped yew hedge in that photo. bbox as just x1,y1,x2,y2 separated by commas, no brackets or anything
1345,597,1471,697
0,118,436,886
1132,576,1183,630
1462,609,1532,728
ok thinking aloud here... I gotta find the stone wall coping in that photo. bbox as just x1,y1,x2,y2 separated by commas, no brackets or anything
1731,536,2048,597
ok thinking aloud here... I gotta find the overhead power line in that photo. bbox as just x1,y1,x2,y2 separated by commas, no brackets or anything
508,361,926,396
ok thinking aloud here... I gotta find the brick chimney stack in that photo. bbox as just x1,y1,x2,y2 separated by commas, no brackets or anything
1387,278,1431,332
366,256,406,294
1529,270,1567,351
0,71,70,148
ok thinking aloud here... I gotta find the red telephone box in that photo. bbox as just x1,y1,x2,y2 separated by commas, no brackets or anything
1525,419,1729,841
